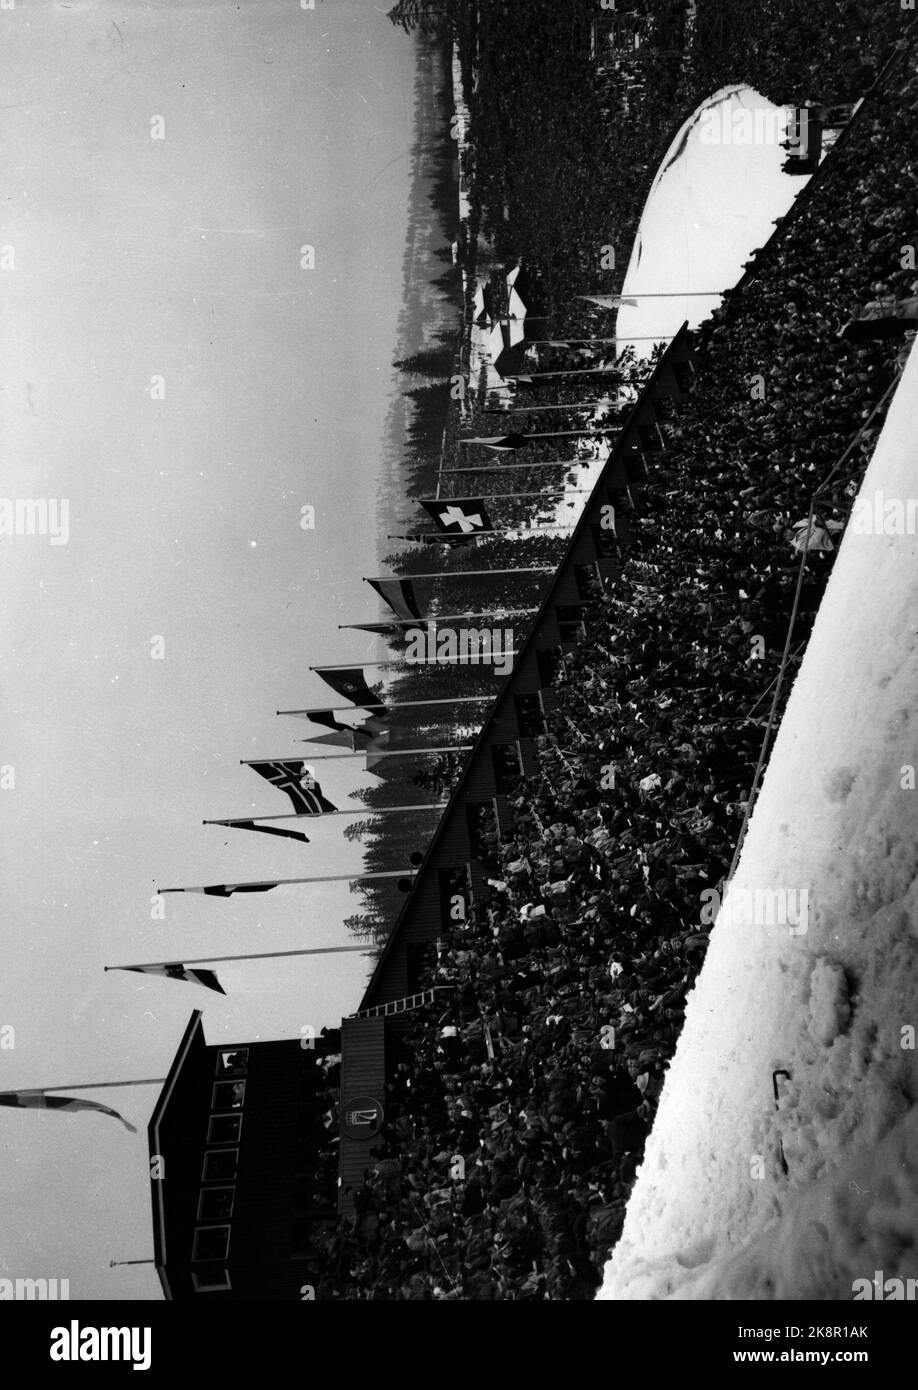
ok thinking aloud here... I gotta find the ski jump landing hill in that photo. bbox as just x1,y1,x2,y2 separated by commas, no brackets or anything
600,340,918,1301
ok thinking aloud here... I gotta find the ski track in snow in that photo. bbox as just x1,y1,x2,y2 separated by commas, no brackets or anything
599,341,918,1300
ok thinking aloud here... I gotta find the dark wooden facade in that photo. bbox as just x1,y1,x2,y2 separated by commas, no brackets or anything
337,1017,387,1216
149,1011,338,1300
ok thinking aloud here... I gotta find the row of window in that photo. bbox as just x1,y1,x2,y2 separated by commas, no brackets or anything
193,1224,231,1263
215,1048,248,1077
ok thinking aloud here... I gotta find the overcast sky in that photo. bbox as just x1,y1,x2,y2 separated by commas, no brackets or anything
1,0,418,1299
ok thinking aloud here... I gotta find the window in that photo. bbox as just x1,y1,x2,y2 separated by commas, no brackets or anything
207,1114,242,1144
215,1049,248,1077
192,1226,230,1262
202,1149,238,1182
191,1269,232,1294
197,1186,235,1221
212,1080,245,1111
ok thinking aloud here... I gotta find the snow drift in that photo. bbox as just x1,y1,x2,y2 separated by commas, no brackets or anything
599,341,918,1300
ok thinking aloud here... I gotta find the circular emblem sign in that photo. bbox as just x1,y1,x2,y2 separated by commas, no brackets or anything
342,1095,384,1141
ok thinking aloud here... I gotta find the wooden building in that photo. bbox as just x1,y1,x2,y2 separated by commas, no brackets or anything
149,1010,340,1299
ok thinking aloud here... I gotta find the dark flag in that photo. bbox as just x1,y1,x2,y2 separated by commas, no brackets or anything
578,295,639,310
122,963,226,994
459,433,528,451
366,577,423,622
314,668,387,713
0,1091,138,1133
419,498,493,535
160,882,280,897
300,729,359,749
225,820,311,844
248,760,337,814
309,709,361,735
342,621,403,636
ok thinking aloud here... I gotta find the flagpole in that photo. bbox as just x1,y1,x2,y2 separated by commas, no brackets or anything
522,336,673,345
278,697,492,716
110,1260,156,1267
15,1080,167,1094
387,528,574,542
207,806,445,820
497,370,638,382
436,461,600,473
580,290,719,298
459,428,615,441
338,608,536,630
418,488,592,501
309,655,520,670
362,567,552,582
484,406,613,415
106,945,374,970
289,747,473,760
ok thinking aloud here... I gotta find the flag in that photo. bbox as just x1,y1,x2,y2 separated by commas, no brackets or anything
224,820,311,844
161,881,280,896
0,1091,138,1133
121,963,226,994
314,667,387,712
459,433,528,451
300,728,359,750
419,498,493,535
341,621,404,636
366,577,423,622
390,531,473,546
362,713,390,736
578,295,639,310
248,761,337,814
309,709,360,735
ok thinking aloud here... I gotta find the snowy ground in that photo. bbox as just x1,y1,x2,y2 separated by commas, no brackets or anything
617,86,811,358
599,341,918,1300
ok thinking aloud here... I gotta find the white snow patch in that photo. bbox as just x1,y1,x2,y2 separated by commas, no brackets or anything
616,86,811,358
599,341,918,1300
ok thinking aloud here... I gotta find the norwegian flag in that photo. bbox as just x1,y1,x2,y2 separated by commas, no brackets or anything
419,498,493,535
121,962,226,994
247,761,337,815
0,1091,138,1133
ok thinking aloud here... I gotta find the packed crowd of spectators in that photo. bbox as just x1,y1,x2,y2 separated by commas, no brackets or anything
313,44,918,1299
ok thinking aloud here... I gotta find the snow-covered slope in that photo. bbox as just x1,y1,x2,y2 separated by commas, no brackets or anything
616,86,809,358
599,342,918,1300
